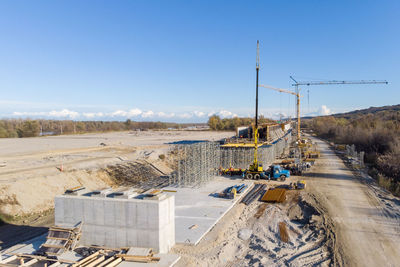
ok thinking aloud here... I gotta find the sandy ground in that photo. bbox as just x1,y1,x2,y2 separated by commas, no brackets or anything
0,130,233,217
305,137,400,267
172,136,400,267
172,185,335,267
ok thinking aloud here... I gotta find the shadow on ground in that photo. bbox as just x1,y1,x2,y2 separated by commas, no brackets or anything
307,172,355,181
0,222,48,250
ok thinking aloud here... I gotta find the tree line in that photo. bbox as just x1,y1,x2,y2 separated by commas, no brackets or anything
303,109,400,196
207,115,275,131
0,119,200,138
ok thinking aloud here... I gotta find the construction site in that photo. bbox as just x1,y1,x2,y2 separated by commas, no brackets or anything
1,37,400,267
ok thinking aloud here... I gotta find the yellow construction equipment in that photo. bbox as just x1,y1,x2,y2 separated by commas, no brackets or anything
259,84,302,142
289,76,388,141
246,40,264,179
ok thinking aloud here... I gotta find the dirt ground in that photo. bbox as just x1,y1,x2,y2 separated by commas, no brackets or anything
305,137,400,267
173,188,335,267
172,136,400,267
2,131,400,266
0,130,233,218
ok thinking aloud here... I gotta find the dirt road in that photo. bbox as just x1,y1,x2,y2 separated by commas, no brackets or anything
307,137,400,267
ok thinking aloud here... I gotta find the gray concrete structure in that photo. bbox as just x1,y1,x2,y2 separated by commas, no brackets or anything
54,191,175,253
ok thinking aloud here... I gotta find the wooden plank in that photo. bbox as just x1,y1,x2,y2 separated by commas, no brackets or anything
95,257,116,267
22,259,38,266
11,254,75,264
48,262,60,267
115,254,160,263
71,251,100,267
83,256,105,267
46,237,69,241
48,227,73,233
104,258,122,267
41,244,66,249
0,263,17,267
1,256,17,264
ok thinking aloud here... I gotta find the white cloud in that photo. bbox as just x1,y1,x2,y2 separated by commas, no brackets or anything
193,111,206,117
127,108,143,117
178,113,192,119
48,109,80,118
217,110,238,118
12,109,80,119
318,105,331,116
83,112,104,118
141,110,154,118
157,112,175,118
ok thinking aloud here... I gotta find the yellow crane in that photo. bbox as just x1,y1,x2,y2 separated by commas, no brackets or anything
247,40,264,178
259,84,302,141
289,76,388,140
260,79,389,142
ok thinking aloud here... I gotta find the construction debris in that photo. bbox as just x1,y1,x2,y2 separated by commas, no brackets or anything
254,203,268,218
35,222,82,257
278,222,289,243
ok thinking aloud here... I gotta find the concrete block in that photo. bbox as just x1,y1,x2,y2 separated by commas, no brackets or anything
64,198,74,224
126,202,137,228
115,201,126,227
83,198,95,224
137,229,149,248
115,227,126,247
55,191,175,253
72,198,83,221
104,226,116,248
104,200,115,226
126,229,138,247
54,197,64,224
137,202,148,229
94,199,106,225
147,203,159,230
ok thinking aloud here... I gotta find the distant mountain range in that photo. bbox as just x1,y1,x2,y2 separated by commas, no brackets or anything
303,104,400,119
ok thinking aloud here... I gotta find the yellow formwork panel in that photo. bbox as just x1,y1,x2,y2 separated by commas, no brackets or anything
261,188,286,203
220,142,270,148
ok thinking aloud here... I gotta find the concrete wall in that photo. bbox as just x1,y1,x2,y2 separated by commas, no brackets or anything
54,194,175,253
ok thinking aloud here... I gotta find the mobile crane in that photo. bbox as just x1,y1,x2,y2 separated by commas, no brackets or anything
244,40,264,179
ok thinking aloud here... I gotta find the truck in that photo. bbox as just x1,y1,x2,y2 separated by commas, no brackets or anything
265,165,290,181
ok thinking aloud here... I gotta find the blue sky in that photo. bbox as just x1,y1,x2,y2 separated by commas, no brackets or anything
0,0,398,122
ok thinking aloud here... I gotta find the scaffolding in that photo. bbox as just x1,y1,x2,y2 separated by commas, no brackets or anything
169,131,292,187
169,142,220,187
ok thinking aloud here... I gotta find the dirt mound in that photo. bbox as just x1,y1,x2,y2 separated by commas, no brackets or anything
174,191,336,267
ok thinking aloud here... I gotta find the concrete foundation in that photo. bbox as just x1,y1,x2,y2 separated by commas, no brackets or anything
54,190,175,253
164,177,253,245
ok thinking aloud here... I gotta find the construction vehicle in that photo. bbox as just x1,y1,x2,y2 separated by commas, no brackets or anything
244,40,265,180
287,180,306,190
218,184,248,199
219,166,245,176
265,165,290,181
221,41,290,181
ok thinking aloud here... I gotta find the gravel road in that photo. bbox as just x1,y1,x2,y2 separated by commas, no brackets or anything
307,136,400,267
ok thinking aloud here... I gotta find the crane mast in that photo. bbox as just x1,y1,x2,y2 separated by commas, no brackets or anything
254,41,260,168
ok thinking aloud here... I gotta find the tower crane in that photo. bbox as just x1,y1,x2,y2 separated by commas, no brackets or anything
259,84,302,141
289,76,388,141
